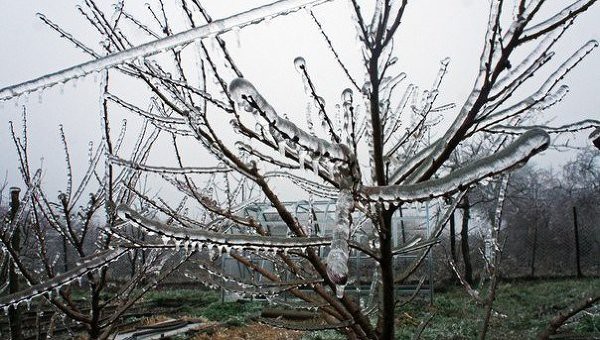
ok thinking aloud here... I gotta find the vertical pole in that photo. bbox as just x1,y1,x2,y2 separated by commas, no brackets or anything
9,187,24,340
460,197,474,285
572,207,582,279
449,211,457,263
529,221,538,278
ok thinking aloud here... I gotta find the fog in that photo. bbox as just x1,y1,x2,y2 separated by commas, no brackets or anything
0,1,598,197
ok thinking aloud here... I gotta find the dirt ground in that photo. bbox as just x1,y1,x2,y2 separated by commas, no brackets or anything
192,323,304,340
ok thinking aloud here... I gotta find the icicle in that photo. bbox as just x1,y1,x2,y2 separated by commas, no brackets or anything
335,104,342,137
312,156,320,175
326,190,352,286
328,161,336,177
306,101,315,135
327,249,349,285
341,88,353,104
315,96,325,110
335,284,346,298
299,150,306,170
264,15,273,27
3,306,8,315
232,27,241,48
279,141,286,156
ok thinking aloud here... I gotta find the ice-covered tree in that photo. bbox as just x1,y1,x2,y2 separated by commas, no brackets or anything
1,0,599,339
0,110,199,339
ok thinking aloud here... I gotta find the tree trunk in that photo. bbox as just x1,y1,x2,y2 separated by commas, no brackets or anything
460,198,474,285
378,210,395,340
9,187,24,340
88,283,102,340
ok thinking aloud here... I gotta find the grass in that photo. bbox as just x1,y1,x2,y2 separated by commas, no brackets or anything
395,277,599,339
137,278,599,339
143,289,263,325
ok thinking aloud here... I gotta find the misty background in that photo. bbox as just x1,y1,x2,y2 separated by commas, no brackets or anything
0,1,598,199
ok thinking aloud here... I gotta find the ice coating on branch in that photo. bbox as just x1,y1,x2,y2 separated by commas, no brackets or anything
522,0,594,40
229,78,352,162
0,0,333,100
108,155,231,174
493,23,565,94
405,0,502,182
326,190,353,296
388,141,439,184
487,119,600,135
481,85,569,128
590,127,600,149
264,171,338,198
0,249,126,310
117,205,330,250
363,129,550,202
537,41,598,96
294,56,306,73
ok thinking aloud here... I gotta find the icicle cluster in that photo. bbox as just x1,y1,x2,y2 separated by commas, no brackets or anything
117,205,330,253
0,249,126,312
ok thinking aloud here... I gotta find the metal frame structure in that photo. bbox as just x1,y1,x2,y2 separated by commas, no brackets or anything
220,200,435,303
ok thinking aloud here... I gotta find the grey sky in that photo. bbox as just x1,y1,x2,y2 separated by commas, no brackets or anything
0,1,598,197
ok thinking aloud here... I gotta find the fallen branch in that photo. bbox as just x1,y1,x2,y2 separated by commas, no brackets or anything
536,293,600,339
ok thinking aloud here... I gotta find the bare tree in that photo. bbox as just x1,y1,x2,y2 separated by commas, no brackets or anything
0,109,196,340
499,147,599,278
0,1,599,339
